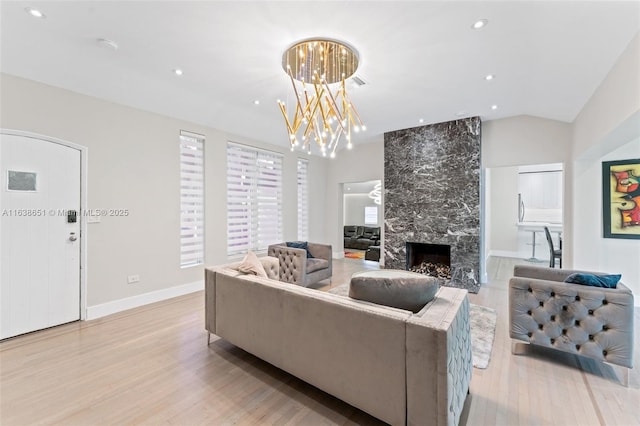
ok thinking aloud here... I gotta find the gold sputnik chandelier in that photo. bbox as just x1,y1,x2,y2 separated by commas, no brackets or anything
278,38,365,158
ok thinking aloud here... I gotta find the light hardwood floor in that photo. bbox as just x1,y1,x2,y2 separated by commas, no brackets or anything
1,257,638,425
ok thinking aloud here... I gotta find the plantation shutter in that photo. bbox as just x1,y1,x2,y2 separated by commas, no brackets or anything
297,159,309,241
227,143,283,256
180,131,205,267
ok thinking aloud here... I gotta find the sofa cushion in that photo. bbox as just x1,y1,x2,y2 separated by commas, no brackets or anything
286,241,314,258
235,251,268,278
349,270,439,313
306,258,329,273
564,273,621,288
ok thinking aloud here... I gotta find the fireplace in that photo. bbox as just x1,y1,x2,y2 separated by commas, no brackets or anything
384,117,480,292
406,242,451,279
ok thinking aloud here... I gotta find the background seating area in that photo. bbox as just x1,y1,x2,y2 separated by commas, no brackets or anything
344,225,380,250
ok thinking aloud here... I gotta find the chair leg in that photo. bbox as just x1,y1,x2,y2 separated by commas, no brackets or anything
559,256,562,269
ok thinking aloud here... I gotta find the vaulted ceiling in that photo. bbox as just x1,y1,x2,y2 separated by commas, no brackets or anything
1,1,638,152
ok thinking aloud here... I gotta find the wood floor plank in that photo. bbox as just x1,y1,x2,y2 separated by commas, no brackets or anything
1,256,637,425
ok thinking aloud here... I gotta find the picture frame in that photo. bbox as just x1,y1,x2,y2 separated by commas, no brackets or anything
602,158,640,239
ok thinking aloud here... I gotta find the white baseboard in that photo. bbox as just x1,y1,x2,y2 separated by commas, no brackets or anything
489,250,523,259
86,280,204,320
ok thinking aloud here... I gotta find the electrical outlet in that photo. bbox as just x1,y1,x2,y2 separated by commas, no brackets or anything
127,274,140,284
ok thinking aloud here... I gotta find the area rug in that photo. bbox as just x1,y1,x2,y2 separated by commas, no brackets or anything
327,284,496,369
344,251,365,259
469,304,497,369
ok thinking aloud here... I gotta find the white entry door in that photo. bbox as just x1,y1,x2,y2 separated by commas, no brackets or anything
0,133,81,339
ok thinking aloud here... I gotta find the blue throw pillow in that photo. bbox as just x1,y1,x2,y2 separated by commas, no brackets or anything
564,273,621,288
286,241,314,258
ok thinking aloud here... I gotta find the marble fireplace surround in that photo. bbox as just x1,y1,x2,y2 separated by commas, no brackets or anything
384,117,481,293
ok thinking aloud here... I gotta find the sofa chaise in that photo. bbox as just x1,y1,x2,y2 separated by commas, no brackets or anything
205,256,472,425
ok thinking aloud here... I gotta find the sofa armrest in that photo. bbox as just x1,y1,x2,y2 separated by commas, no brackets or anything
260,256,280,280
307,243,332,261
406,287,472,426
268,244,307,285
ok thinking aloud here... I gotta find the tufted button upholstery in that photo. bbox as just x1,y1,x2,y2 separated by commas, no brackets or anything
267,243,333,287
509,265,634,369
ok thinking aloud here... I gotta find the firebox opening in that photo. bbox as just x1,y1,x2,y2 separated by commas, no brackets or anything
406,242,451,279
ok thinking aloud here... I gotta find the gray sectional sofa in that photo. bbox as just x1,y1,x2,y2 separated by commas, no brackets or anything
205,256,472,425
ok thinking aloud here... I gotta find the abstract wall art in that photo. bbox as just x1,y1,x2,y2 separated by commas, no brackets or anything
602,159,640,239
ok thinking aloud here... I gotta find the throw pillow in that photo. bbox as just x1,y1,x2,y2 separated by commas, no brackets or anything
349,270,439,313
236,251,268,278
564,273,620,288
286,241,314,258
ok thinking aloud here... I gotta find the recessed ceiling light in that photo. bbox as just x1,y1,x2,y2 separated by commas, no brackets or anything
253,100,260,105
472,19,488,29
485,74,494,81
491,105,498,110
96,38,118,51
173,69,183,76
419,118,424,123
25,7,45,19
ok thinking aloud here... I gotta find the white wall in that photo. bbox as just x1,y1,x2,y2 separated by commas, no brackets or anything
573,139,640,302
488,166,520,257
0,73,327,312
482,115,572,169
570,33,640,306
324,140,384,257
343,194,381,227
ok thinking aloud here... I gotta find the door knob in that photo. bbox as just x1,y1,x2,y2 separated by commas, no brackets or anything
69,232,78,242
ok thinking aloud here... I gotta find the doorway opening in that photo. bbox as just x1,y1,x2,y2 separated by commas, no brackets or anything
342,180,382,263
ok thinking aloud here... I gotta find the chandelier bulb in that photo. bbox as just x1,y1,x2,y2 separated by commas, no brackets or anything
362,125,367,131
347,142,353,149
354,126,360,133
330,152,336,159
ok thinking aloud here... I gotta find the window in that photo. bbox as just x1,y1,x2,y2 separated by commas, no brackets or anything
364,206,378,225
227,143,283,256
180,131,205,267
297,159,309,241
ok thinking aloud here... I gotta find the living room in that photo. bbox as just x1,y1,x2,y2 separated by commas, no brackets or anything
1,1,639,425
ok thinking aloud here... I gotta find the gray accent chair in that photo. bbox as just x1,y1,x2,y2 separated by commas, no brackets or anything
509,265,634,383
267,242,332,287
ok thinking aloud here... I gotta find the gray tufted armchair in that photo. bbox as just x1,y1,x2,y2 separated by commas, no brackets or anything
509,265,634,383
267,242,332,287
